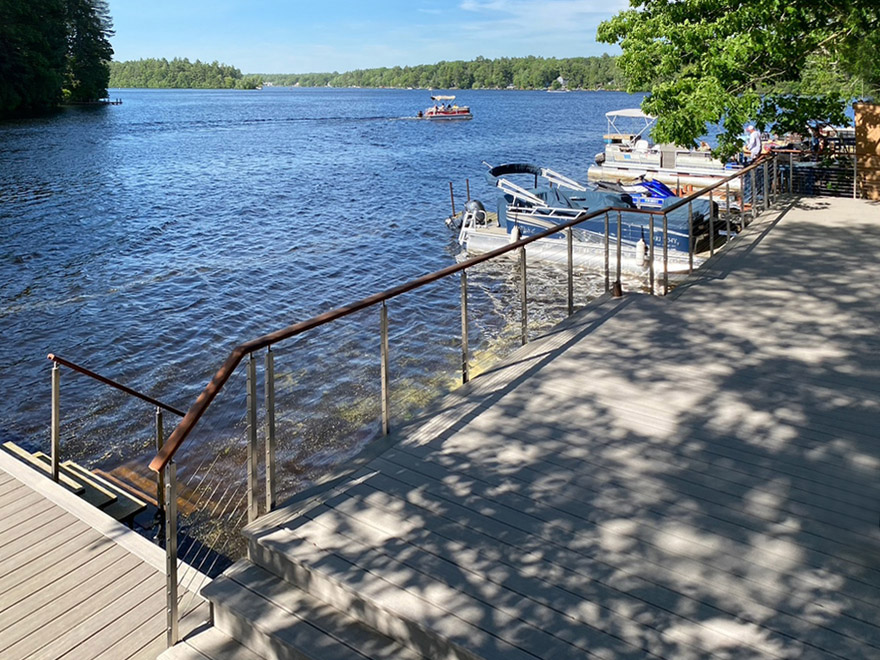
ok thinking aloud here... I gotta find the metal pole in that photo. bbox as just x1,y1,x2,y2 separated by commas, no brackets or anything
155,408,165,541
51,363,60,483
763,161,769,211
566,228,573,316
246,352,258,523
164,460,179,648
649,214,655,296
708,189,715,257
448,181,455,217
750,168,757,222
265,347,276,513
789,152,794,194
687,202,694,273
380,301,391,435
725,182,731,245
615,211,623,289
603,211,610,293
466,178,471,202
519,246,528,345
853,154,858,199
460,271,469,385
663,213,669,296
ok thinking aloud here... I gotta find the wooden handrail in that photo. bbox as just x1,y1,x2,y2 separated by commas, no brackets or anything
47,353,185,417
151,154,779,473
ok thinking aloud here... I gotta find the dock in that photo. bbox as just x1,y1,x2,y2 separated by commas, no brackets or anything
3,194,880,659
174,195,880,659
0,450,209,659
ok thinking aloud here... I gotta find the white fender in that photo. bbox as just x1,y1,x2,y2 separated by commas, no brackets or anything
636,238,647,265
509,225,521,244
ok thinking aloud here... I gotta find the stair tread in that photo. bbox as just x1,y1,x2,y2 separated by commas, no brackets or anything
253,516,573,660
158,627,263,660
29,453,114,509
204,560,424,660
64,462,147,522
1,442,84,493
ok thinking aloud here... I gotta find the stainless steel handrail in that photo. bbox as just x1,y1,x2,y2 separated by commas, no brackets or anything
47,353,185,417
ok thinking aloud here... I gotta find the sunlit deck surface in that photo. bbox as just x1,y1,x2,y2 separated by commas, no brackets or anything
0,451,208,660
243,196,880,659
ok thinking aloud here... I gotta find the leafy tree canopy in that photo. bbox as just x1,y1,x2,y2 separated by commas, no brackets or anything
598,0,880,158
109,58,262,89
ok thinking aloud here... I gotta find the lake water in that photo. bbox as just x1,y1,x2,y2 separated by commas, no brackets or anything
0,87,644,501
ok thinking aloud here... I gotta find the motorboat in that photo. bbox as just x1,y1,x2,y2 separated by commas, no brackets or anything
588,108,742,193
453,163,718,275
418,95,472,121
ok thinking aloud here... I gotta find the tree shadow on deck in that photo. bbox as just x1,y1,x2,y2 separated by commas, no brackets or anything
259,197,880,659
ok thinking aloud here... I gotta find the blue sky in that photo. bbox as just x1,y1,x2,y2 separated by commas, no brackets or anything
106,0,627,74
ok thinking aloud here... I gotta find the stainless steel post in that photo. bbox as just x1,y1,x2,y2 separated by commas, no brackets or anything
264,347,276,513
649,214,655,295
246,352,258,523
519,246,528,345
663,213,669,295
708,190,715,257
789,152,794,194
603,211,610,292
763,161,769,210
615,210,622,287
380,301,390,435
750,168,756,221
853,154,858,199
460,270,469,384
164,460,179,648
155,408,165,519
725,182,731,245
687,202,694,273
51,363,60,483
566,228,573,316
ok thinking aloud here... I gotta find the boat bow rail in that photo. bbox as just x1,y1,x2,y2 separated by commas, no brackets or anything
42,154,782,651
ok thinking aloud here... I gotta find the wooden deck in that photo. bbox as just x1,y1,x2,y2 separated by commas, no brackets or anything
239,196,880,659
0,450,210,660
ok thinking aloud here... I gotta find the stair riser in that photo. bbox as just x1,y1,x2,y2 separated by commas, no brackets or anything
214,601,313,660
248,538,479,660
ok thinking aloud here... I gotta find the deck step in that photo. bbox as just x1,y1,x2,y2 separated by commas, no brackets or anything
1,442,84,493
203,560,425,660
158,626,264,660
246,528,481,660
64,461,147,524
29,453,115,509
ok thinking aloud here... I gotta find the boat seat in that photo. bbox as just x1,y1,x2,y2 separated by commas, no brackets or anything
634,139,650,152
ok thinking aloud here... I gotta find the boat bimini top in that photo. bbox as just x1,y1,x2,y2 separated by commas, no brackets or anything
485,163,588,206
605,108,657,146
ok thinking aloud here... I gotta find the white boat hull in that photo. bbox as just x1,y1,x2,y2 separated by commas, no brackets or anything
588,163,742,193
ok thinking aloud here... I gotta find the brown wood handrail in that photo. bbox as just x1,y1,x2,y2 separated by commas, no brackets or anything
150,152,779,473
47,353,185,417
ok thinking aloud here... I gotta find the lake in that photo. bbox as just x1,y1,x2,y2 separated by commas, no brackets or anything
0,87,644,500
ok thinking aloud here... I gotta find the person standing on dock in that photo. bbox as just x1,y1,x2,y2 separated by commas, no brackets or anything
746,125,762,163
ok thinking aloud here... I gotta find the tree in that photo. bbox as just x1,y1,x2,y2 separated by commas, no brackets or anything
0,0,67,117
598,0,880,157
64,0,114,102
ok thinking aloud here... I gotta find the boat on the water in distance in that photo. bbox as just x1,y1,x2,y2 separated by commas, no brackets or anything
451,163,719,275
588,108,742,192
418,95,473,120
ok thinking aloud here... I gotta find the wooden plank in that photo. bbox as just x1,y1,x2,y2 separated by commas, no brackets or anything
0,505,67,549
0,494,55,531
0,523,95,590
0,556,155,659
0,515,89,573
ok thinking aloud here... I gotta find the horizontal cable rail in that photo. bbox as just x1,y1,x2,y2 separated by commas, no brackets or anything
47,353,185,417
151,153,781,474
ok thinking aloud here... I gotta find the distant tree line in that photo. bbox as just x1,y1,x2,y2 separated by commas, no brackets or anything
0,0,114,118
258,55,626,90
109,58,263,89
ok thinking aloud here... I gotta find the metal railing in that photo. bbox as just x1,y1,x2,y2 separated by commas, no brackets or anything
48,153,783,648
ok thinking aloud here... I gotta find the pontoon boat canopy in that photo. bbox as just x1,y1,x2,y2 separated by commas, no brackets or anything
431,95,456,101
605,108,655,119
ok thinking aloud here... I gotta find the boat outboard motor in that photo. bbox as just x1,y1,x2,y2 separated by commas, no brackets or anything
463,199,487,226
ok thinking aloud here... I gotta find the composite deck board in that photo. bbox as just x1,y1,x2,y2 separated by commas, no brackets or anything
249,197,880,659
0,450,208,659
